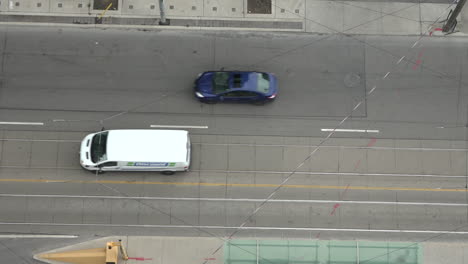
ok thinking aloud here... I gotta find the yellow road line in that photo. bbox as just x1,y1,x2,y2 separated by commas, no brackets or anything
0,178,466,192
98,3,113,19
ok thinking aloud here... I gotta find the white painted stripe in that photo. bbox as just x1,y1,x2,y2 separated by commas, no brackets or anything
397,56,405,64
0,122,43,126
192,143,468,152
368,85,377,94
150,125,208,129
383,72,390,79
0,194,465,207
0,165,464,178
0,139,466,152
193,170,468,178
321,128,379,133
0,235,77,238
0,222,466,235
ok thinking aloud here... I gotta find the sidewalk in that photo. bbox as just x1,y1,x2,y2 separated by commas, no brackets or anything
0,0,464,35
33,236,468,264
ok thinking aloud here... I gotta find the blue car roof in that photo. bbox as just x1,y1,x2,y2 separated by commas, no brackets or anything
205,71,271,94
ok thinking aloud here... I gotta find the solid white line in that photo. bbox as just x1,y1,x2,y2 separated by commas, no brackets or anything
1,194,465,206
0,222,466,235
0,122,43,126
321,129,380,133
397,56,405,64
194,170,468,178
193,143,468,152
0,235,77,238
150,125,208,129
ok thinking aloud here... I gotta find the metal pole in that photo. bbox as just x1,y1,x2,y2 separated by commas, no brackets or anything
443,0,468,32
158,0,170,25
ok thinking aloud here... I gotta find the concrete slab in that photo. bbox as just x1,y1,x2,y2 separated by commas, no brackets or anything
450,151,467,175
50,0,90,14
109,199,140,224
190,143,201,170
381,3,421,35
121,0,159,16
200,200,226,226
283,146,310,172
274,0,304,19
338,148,367,173
30,141,58,167
227,145,255,171
204,0,244,18
137,200,172,225
304,1,343,34
425,242,468,264
82,198,112,224
310,147,340,172
343,2,383,34
169,200,200,225
50,198,84,224
394,149,423,174
165,0,203,17
255,145,283,171
0,140,31,167
367,148,396,173
421,150,451,174
0,196,26,222
200,144,228,170
5,0,49,13
56,141,80,168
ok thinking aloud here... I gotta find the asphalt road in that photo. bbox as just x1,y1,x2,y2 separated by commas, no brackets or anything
1,25,468,262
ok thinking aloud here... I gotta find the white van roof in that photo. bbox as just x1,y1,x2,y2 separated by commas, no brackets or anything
106,130,189,163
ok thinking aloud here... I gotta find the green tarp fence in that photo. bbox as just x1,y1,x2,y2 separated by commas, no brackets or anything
225,240,422,264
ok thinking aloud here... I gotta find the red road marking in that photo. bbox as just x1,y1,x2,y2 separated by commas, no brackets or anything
367,138,377,147
204,258,217,261
353,159,361,170
128,257,153,261
315,232,321,238
429,27,442,36
330,203,341,215
412,51,424,70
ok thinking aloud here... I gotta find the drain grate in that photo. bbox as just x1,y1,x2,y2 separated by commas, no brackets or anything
247,0,271,14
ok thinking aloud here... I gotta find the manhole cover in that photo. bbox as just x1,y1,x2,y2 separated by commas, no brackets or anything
247,0,272,14
344,73,361,88
93,0,118,10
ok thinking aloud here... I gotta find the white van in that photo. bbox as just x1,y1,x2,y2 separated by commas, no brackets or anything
80,129,190,174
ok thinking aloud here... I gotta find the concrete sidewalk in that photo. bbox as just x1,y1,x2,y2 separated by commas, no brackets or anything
0,0,464,35
33,236,468,264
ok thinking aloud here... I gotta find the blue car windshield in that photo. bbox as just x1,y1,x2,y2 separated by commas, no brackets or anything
212,72,230,94
256,73,270,93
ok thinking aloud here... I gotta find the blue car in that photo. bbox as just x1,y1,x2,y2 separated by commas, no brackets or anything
194,71,278,104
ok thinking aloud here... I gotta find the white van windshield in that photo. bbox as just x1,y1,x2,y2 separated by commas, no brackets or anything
91,132,108,163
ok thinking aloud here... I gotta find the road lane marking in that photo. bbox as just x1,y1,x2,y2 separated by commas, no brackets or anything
150,125,208,129
0,178,467,192
0,222,467,235
2,193,467,206
321,129,380,133
2,138,468,152
0,122,44,126
0,168,466,178
0,235,77,238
